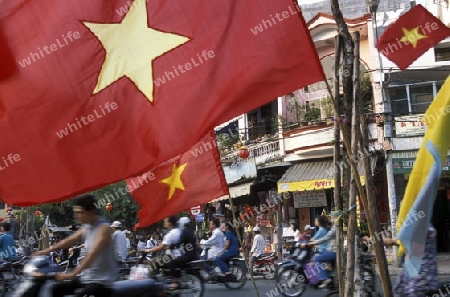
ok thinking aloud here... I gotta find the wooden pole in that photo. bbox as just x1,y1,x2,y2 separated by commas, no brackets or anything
228,196,261,297
333,34,345,295
324,79,393,297
344,30,360,297
357,69,393,297
328,1,393,295
352,31,363,296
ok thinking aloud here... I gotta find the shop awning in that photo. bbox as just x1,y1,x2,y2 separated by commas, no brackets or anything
209,182,255,202
277,156,377,192
229,182,254,198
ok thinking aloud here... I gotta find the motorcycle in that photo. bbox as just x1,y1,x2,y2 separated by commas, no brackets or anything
117,252,205,297
0,256,29,297
251,252,276,280
275,242,319,297
276,241,377,297
11,256,164,297
189,257,247,290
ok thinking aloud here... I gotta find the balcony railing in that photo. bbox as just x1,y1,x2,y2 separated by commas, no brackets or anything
221,139,281,166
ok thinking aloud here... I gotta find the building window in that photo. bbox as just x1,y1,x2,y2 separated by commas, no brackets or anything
409,84,433,114
388,81,442,116
435,43,450,62
389,86,409,115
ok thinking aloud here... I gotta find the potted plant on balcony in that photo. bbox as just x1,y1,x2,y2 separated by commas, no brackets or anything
279,94,307,131
320,96,334,123
304,104,321,125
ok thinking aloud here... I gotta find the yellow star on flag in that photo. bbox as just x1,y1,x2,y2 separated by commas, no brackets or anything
160,163,188,200
399,26,428,48
83,0,190,102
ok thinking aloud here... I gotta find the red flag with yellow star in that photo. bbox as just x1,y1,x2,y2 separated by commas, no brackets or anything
0,0,323,206
126,132,228,228
377,4,450,70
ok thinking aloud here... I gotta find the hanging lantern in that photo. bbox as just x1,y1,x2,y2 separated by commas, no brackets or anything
238,146,249,159
34,210,42,216
105,203,113,212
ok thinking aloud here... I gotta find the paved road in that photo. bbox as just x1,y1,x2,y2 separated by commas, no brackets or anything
203,276,450,297
6,276,450,297
204,278,328,297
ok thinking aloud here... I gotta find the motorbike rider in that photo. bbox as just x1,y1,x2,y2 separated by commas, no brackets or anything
299,225,315,241
33,194,117,297
249,226,264,277
199,218,225,276
215,222,239,278
200,219,224,259
167,217,199,290
140,216,181,276
309,213,338,289
310,215,329,246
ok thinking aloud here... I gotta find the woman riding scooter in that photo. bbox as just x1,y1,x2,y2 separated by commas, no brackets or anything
308,213,338,289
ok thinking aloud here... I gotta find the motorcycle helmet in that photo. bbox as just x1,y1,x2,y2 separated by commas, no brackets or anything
178,217,191,228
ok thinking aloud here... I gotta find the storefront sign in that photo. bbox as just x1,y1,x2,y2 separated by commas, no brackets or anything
393,155,450,174
195,214,204,222
293,190,327,208
394,115,427,137
189,206,201,216
223,159,257,184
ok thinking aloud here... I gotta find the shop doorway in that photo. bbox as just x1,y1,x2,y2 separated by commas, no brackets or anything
432,188,450,252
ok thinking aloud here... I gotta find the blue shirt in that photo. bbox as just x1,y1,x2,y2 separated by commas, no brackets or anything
0,232,16,259
311,227,328,253
225,231,239,256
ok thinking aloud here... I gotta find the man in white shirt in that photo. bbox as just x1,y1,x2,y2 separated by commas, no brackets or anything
200,219,224,259
140,216,180,277
249,226,265,276
110,221,128,263
140,217,180,258
199,218,225,277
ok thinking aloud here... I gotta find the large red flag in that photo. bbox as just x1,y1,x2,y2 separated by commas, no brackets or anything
0,0,324,205
377,4,450,70
127,132,228,228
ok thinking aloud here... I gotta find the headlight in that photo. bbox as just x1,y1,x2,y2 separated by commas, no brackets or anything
23,263,38,275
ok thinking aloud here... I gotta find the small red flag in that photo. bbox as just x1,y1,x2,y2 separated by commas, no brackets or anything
0,0,323,205
127,132,228,228
377,4,450,70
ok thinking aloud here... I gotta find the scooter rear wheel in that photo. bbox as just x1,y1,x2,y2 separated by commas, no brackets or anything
224,263,246,290
275,267,306,297
178,272,204,297
263,263,276,280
